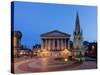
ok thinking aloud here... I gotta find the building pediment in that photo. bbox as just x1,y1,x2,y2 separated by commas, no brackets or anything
40,30,70,37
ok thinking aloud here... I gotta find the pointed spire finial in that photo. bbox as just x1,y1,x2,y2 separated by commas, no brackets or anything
75,12,80,33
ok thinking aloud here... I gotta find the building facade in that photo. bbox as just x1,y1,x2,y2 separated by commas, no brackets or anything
13,31,22,57
13,31,33,58
85,42,97,58
37,30,71,58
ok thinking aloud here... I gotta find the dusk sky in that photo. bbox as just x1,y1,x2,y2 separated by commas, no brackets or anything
13,1,97,48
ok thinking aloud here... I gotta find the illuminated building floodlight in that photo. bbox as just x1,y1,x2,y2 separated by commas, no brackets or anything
64,58,68,62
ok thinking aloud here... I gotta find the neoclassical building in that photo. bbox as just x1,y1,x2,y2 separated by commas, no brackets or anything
41,30,70,50
37,30,71,58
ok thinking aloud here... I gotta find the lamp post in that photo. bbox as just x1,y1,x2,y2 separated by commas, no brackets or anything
63,49,69,62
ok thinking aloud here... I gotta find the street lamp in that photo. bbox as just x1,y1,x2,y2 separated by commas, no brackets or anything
64,58,68,62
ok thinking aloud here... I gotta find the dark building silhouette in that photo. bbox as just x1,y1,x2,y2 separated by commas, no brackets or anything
85,42,97,58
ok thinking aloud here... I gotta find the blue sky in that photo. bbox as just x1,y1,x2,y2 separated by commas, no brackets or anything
13,1,97,48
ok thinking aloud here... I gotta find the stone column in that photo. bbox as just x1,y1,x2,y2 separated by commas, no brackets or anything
57,39,60,50
54,39,56,50
48,39,51,50
68,39,70,49
47,39,49,50
51,39,52,50
45,39,47,49
65,39,66,49
59,39,61,50
46,39,48,50
60,39,62,50
58,39,60,50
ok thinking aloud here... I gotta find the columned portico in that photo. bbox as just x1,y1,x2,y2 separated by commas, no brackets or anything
38,30,71,58
41,38,70,51
40,30,70,51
